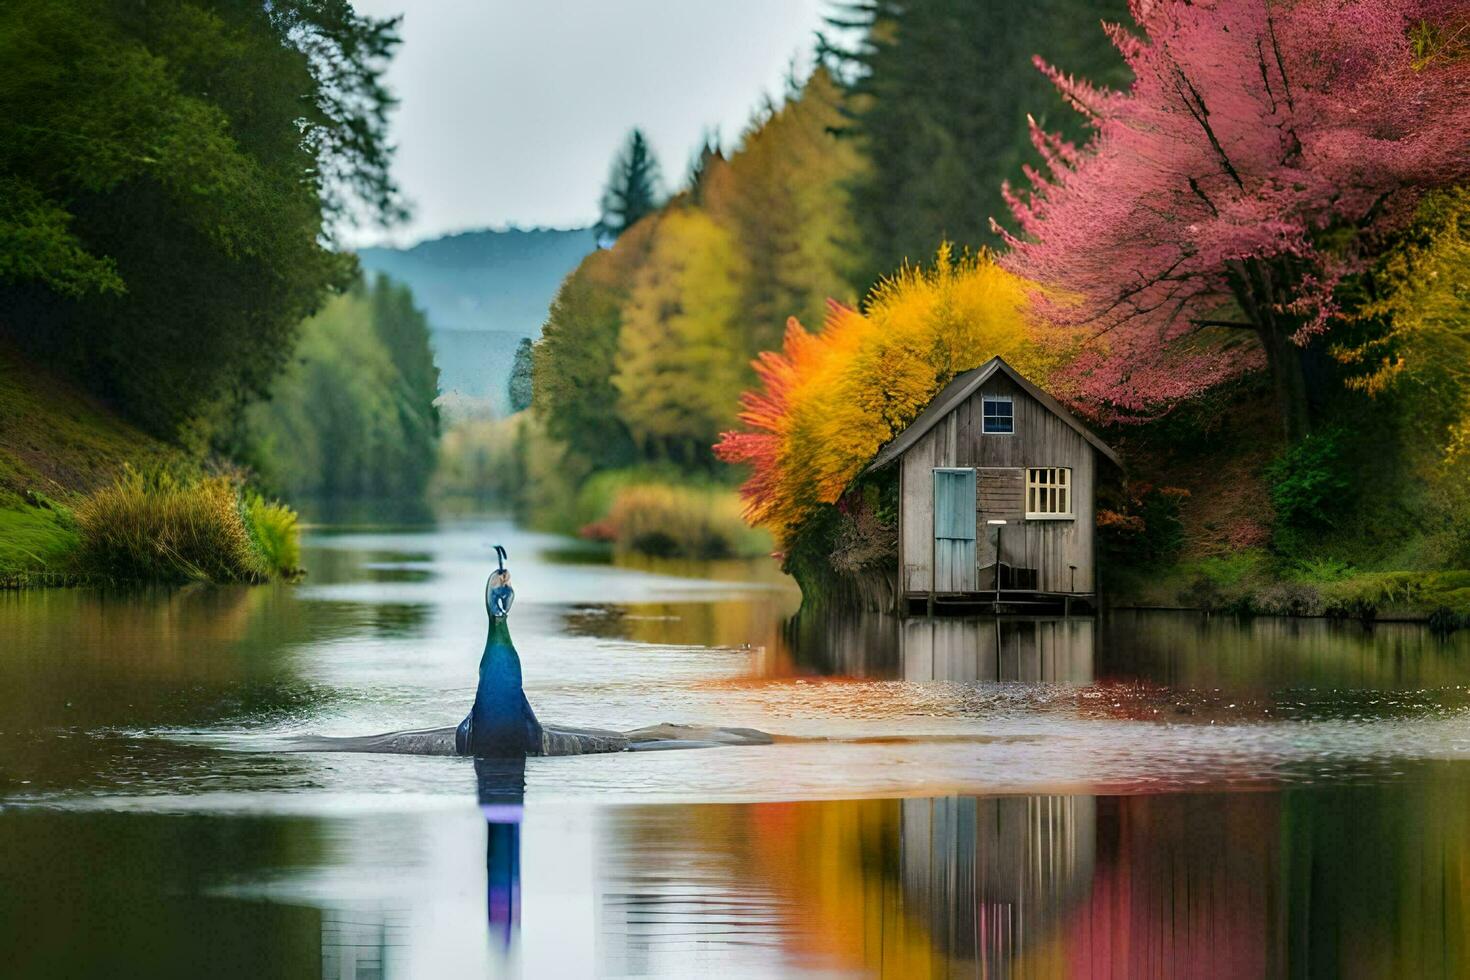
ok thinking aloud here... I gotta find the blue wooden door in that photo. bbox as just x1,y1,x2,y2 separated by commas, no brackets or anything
933,468,977,592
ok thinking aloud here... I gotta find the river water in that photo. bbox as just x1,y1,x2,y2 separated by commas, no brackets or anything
4,515,1470,977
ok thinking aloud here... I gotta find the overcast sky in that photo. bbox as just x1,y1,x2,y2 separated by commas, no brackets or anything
345,0,832,247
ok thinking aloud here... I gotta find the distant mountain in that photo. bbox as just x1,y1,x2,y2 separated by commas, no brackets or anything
356,227,597,413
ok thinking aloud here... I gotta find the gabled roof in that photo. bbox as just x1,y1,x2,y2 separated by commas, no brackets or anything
863,356,1122,473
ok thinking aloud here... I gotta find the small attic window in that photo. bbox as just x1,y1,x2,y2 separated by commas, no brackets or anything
982,396,1013,434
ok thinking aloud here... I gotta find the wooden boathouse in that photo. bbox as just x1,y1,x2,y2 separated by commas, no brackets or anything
865,356,1121,613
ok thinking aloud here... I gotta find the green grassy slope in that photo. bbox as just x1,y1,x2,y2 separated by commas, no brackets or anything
0,345,186,583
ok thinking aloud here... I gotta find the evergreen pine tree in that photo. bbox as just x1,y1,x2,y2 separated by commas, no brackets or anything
824,0,1129,292
685,131,724,205
508,337,534,413
595,129,663,243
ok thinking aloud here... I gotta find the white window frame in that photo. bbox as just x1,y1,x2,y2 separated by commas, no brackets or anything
1026,466,1073,519
982,395,1014,435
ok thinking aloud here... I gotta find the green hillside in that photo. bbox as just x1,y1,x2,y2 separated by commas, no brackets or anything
0,345,183,583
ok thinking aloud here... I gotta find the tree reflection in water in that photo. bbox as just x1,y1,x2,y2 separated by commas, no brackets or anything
599,774,1470,976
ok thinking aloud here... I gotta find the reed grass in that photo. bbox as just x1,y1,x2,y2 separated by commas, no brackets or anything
74,469,299,584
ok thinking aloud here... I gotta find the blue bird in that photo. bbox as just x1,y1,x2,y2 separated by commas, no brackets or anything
455,546,544,756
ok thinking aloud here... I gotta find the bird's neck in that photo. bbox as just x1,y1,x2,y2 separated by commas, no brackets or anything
485,616,513,648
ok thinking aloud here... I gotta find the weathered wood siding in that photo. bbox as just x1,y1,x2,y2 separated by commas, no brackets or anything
900,374,1097,594
978,467,1024,520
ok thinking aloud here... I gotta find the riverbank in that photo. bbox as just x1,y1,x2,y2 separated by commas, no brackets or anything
1089,379,1470,630
1107,552,1470,628
0,348,298,588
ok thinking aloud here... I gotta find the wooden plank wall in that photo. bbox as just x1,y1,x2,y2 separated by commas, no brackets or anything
900,374,1097,594
978,468,1024,519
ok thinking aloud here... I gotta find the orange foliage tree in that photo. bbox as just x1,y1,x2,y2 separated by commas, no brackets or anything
716,247,1063,547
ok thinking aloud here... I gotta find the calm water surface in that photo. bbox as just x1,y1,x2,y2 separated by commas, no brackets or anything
4,516,1470,977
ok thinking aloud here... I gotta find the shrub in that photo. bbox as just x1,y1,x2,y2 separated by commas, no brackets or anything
1319,572,1426,621
1422,474,1470,569
1173,552,1266,612
596,482,769,560
829,490,897,576
1254,582,1324,617
1265,429,1350,529
1428,606,1468,635
1290,556,1357,583
75,469,296,584
575,465,694,530
1324,595,1378,623
1098,483,1188,567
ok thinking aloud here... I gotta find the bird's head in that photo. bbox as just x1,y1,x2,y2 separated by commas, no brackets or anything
485,545,514,619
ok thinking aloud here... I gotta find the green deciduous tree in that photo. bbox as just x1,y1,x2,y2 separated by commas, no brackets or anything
0,0,403,434
370,273,440,411
614,209,747,467
247,276,438,501
533,220,657,470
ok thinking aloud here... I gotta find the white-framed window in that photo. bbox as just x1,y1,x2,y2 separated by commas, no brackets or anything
982,395,1013,434
1026,467,1072,518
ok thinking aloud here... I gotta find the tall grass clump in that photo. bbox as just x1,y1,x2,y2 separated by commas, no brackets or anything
595,483,770,560
244,493,301,577
75,469,299,583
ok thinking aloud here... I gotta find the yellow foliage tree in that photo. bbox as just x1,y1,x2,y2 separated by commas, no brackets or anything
702,67,862,353
718,246,1055,544
1339,187,1470,460
614,208,748,465
1337,187,1470,566
536,68,860,479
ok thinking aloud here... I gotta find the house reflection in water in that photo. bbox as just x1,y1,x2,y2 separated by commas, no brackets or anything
899,795,1096,975
785,610,1094,684
901,616,1093,683
599,792,1096,977
320,908,404,980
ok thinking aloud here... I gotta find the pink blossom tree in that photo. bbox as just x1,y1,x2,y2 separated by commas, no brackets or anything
998,0,1469,437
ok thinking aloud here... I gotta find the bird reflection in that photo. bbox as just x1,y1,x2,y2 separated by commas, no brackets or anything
474,754,527,953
